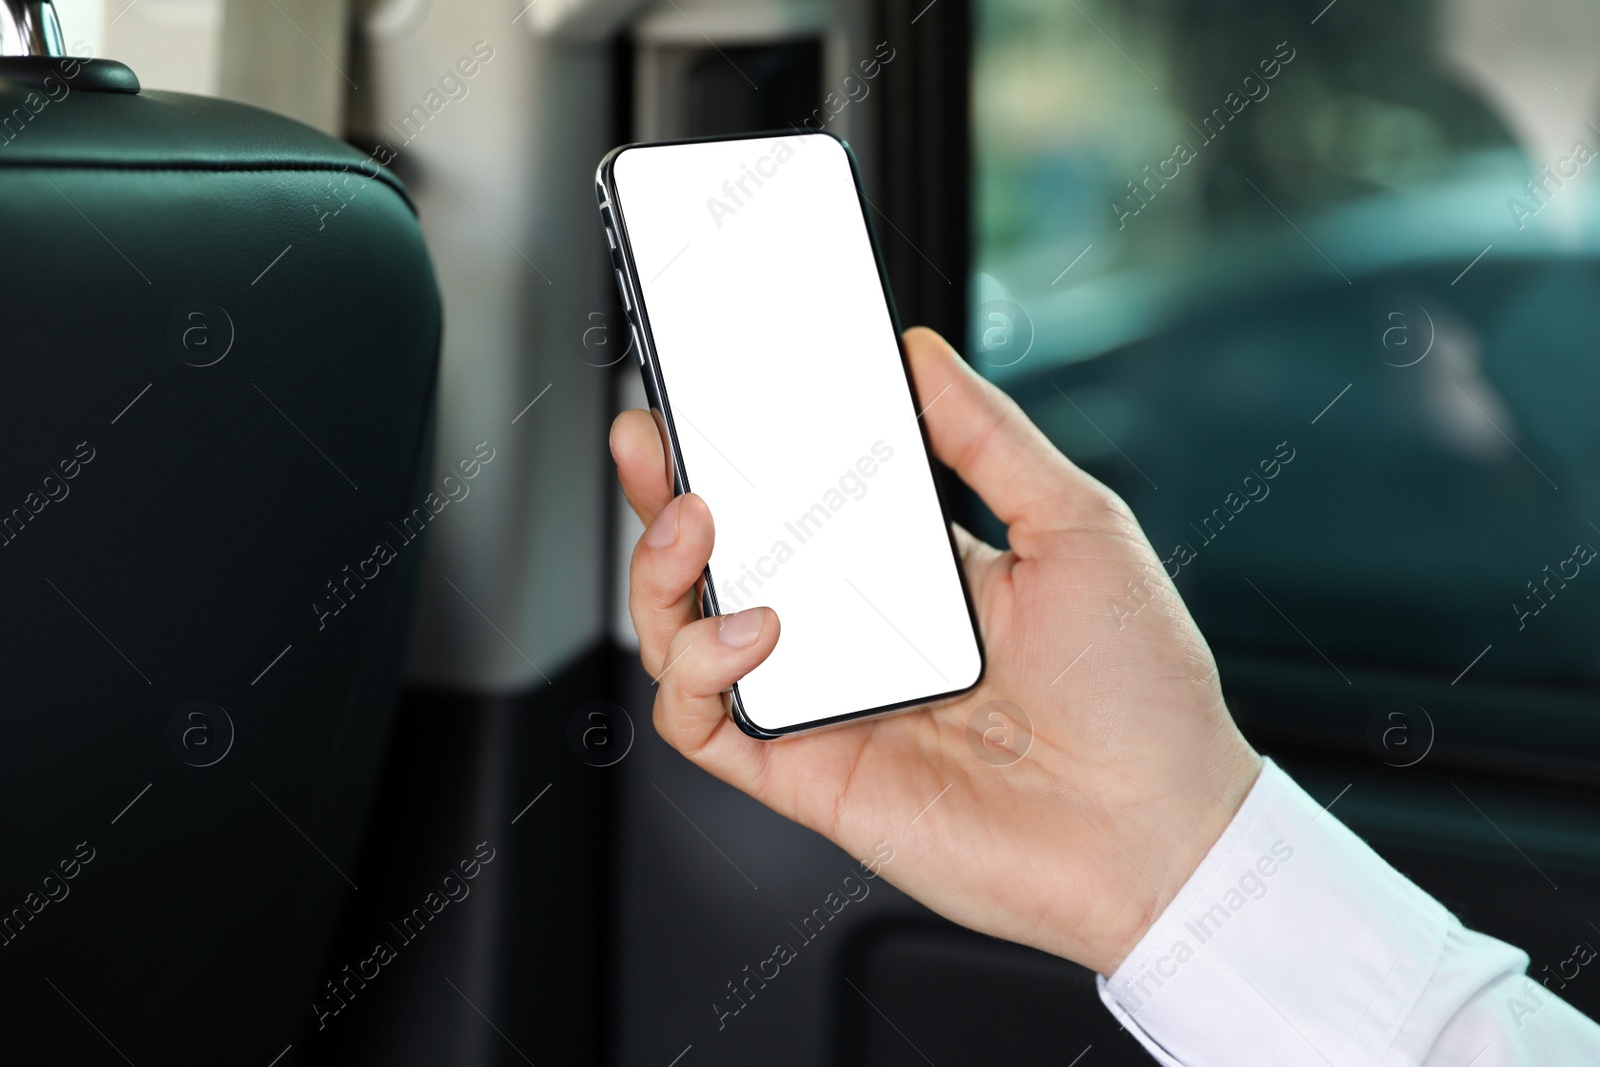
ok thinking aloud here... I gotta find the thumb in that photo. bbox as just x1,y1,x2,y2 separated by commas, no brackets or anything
901,326,1117,534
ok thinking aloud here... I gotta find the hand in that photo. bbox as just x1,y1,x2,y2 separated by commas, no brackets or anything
609,326,1261,976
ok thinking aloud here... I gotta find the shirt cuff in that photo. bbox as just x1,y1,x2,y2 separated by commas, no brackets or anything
1095,758,1454,1066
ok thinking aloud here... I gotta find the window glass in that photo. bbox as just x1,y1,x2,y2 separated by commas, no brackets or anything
971,0,1600,693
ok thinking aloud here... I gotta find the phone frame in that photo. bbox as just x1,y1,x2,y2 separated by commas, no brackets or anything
596,128,985,739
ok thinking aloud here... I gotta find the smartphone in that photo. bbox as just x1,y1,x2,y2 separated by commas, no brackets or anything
596,130,983,738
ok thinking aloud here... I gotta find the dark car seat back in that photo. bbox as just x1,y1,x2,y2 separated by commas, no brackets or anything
0,15,441,1063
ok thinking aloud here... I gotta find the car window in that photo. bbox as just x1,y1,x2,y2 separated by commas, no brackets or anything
970,0,1600,699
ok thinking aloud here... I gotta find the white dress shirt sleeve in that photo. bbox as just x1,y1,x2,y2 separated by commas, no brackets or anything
1095,758,1600,1066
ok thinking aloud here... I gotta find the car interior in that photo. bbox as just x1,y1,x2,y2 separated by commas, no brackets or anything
1,0,1596,1063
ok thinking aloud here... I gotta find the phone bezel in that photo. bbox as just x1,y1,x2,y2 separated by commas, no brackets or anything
596,128,986,739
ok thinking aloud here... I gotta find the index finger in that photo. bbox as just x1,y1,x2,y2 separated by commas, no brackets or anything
610,408,675,526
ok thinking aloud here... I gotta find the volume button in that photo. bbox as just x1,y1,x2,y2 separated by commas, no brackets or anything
614,269,632,311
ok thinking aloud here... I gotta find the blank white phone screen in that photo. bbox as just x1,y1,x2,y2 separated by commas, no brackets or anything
611,133,982,733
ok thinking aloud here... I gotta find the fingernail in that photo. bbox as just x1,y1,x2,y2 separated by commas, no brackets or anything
718,607,765,648
645,497,681,548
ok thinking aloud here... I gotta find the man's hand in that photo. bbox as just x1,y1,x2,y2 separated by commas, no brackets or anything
609,326,1261,976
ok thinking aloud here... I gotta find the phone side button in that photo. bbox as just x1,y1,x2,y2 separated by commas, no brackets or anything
614,269,632,312
631,324,644,366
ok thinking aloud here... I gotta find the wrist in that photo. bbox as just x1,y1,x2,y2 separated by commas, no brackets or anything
1092,748,1263,976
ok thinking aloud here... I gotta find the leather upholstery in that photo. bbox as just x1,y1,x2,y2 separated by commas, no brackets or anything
0,73,440,1063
